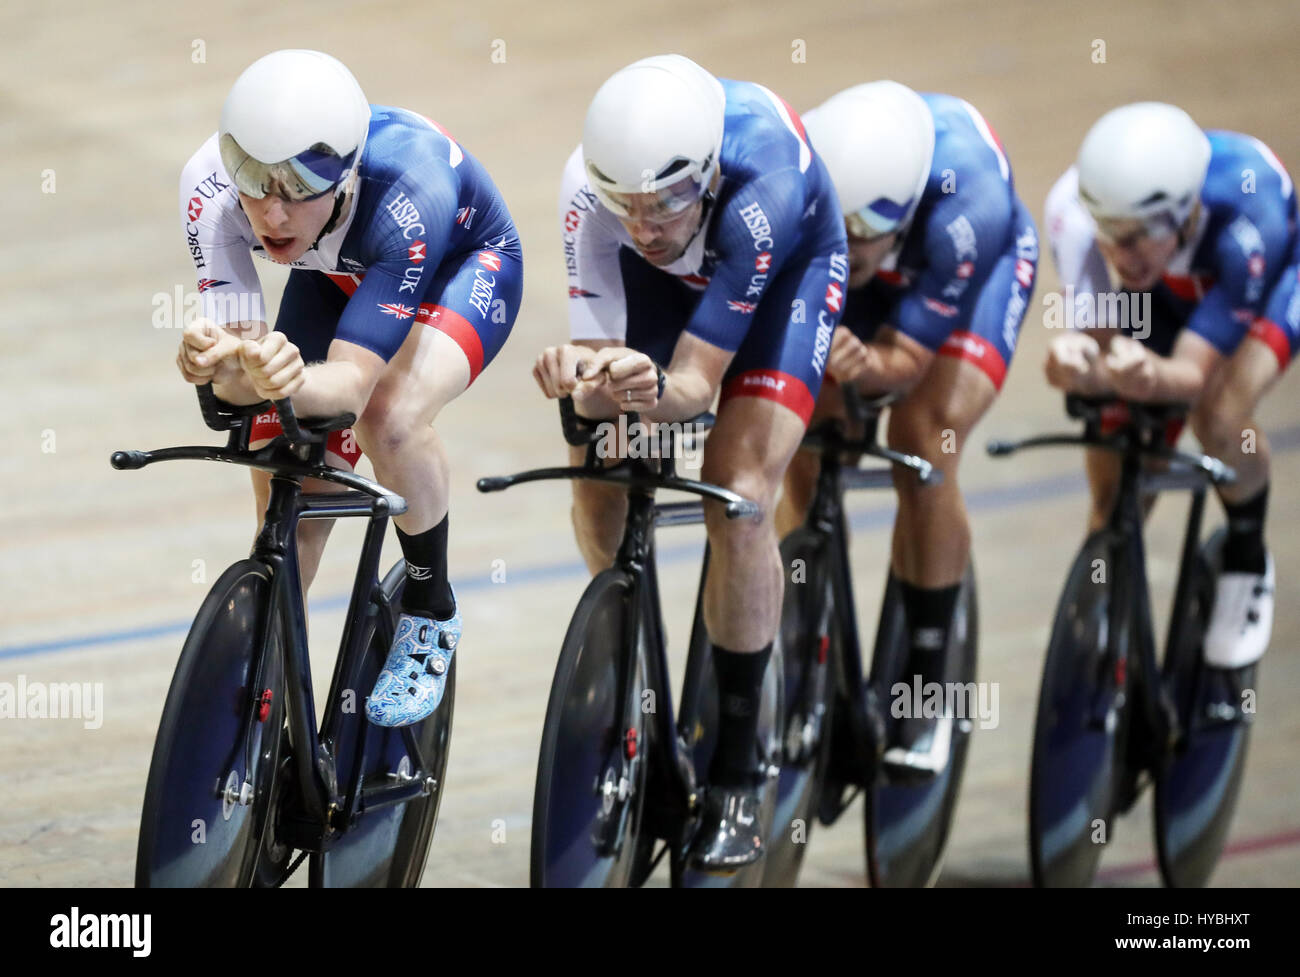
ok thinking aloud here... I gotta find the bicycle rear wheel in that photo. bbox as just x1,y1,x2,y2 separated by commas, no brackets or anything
310,560,455,887
136,560,286,887
865,564,978,888
760,528,835,887
1029,531,1128,887
531,569,651,887
1155,530,1253,887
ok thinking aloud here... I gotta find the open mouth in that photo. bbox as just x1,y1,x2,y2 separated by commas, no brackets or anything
262,235,295,252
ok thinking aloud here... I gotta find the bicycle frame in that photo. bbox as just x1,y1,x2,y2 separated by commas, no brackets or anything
113,384,427,855
988,396,1236,766
478,400,760,867
796,393,941,774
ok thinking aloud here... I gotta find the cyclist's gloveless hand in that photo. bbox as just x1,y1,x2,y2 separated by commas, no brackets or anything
534,343,659,414
1044,332,1102,393
239,332,305,402
178,318,243,386
1104,335,1157,402
826,326,880,386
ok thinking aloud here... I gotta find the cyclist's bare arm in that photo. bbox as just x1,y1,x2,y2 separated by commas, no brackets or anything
828,324,932,394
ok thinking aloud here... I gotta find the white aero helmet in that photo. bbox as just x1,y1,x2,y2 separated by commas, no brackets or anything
1076,102,1211,238
803,81,935,238
219,49,371,202
582,54,726,220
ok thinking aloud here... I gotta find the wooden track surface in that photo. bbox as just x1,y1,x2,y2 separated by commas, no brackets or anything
1,0,1296,886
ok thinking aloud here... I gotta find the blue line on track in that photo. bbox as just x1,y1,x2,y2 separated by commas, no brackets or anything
3,423,1296,661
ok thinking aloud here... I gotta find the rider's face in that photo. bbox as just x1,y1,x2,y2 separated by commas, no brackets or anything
617,198,706,267
239,186,337,264
846,229,899,288
1095,225,1180,291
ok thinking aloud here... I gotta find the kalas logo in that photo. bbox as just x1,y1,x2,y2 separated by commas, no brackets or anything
755,252,772,273
478,251,502,272
187,197,204,222
825,282,843,313
377,302,415,320
409,241,426,264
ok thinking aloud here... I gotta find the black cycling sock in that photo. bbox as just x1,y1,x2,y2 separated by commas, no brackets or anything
708,643,773,789
397,516,456,620
898,579,962,683
1221,486,1268,575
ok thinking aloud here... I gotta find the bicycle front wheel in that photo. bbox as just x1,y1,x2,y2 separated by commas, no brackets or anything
136,560,286,887
1029,531,1127,887
531,569,650,887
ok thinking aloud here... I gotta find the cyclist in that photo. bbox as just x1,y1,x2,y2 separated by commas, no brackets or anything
777,82,1039,776
1044,101,1295,687
174,50,522,728
532,55,847,871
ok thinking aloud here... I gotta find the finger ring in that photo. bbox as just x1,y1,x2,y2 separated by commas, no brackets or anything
626,389,632,403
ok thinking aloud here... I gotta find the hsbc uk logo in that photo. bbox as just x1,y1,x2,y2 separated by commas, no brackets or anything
386,191,425,241
824,250,849,312
409,241,426,264
478,250,502,272
740,203,777,299
184,172,229,270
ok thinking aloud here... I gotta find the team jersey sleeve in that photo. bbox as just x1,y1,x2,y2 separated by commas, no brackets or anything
1186,203,1294,354
1044,166,1113,326
179,138,264,326
893,179,1012,349
559,146,629,342
684,168,807,352
334,163,460,361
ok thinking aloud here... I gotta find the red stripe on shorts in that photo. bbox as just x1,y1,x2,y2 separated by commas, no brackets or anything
937,330,1008,390
248,409,362,469
721,369,816,425
1248,317,1293,371
417,303,485,383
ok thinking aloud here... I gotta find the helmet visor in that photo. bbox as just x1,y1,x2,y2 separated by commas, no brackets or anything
844,194,915,239
220,133,356,202
586,158,710,222
1091,211,1181,247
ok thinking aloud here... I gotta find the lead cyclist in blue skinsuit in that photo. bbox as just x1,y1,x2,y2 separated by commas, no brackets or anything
532,55,848,872
174,50,522,729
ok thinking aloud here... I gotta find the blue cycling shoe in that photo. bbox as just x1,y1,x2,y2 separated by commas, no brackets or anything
366,593,460,727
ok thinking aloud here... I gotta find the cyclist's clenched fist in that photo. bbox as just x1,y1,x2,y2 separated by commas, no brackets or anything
238,332,305,402
178,319,245,385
